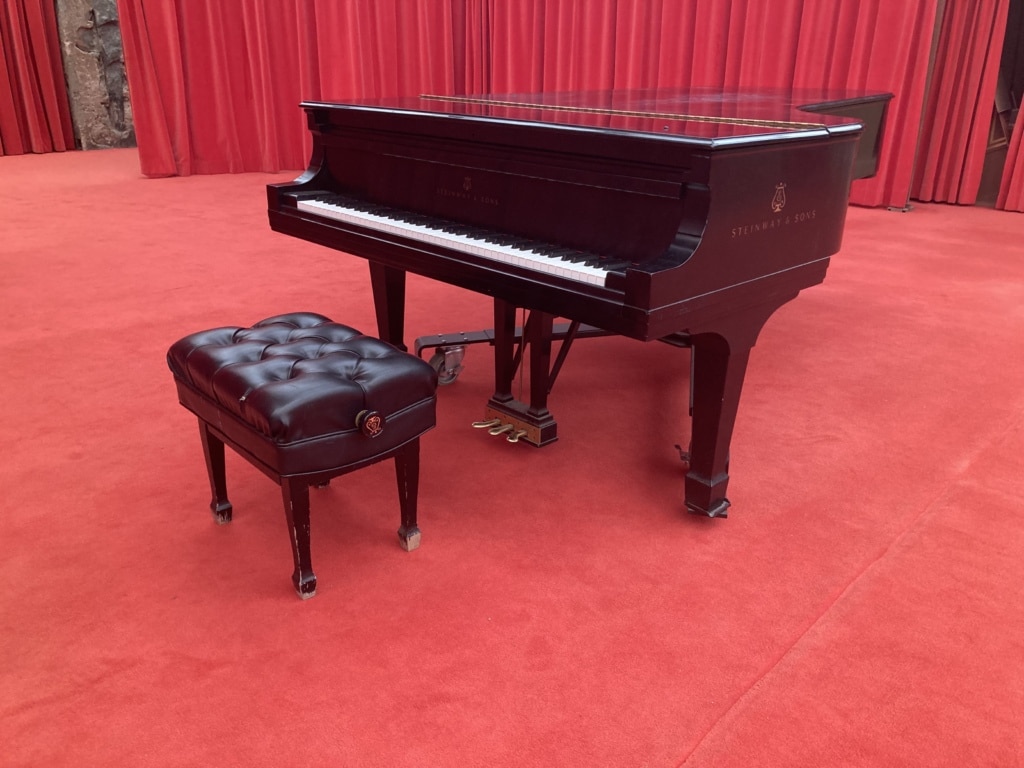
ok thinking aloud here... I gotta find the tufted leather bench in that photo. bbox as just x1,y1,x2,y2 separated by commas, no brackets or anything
167,312,438,598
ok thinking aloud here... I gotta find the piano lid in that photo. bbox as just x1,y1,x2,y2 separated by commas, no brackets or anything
301,87,889,148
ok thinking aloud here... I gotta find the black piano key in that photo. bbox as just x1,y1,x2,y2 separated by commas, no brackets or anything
507,237,538,250
554,249,592,264
542,247,576,259
597,259,630,272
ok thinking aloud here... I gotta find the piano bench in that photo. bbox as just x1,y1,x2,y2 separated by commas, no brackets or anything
167,312,438,599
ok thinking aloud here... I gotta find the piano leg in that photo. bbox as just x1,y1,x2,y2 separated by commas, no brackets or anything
491,298,517,403
684,307,777,518
524,310,555,414
483,300,558,445
369,261,406,350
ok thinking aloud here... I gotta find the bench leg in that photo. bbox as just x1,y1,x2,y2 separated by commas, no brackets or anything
198,421,233,523
280,477,317,599
395,438,421,551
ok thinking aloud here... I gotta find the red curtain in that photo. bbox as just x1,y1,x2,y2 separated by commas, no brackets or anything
117,0,460,177
997,114,1024,211
309,2,457,101
484,0,939,209
791,1,940,208
911,0,1011,205
119,0,947,211
118,0,317,176
0,0,75,156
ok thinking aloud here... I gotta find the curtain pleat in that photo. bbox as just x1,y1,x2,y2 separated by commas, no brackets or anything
0,19,25,155
457,0,490,94
911,0,1011,205
997,116,1024,211
0,0,75,156
488,0,541,92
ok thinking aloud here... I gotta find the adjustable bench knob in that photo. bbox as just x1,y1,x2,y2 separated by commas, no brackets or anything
355,409,385,438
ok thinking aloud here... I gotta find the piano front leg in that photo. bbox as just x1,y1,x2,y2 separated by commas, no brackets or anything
684,305,780,518
490,298,518,404
369,261,406,350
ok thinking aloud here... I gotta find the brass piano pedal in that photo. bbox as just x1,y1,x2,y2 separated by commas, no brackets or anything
472,418,502,429
488,423,515,436
506,429,528,443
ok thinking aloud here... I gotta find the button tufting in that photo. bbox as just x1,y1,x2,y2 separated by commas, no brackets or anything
168,311,439,598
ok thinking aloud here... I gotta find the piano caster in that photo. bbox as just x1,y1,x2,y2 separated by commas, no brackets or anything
428,345,465,385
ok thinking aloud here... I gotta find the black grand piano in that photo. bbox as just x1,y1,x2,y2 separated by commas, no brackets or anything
268,88,890,518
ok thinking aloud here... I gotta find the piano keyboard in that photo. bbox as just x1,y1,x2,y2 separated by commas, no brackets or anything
295,195,624,287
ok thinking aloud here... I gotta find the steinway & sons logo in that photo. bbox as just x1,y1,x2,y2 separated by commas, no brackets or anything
731,181,816,238
436,175,500,207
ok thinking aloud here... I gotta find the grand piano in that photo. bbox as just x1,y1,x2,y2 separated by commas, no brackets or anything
267,88,890,518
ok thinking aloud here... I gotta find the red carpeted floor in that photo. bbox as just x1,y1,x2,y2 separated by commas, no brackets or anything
1,148,1022,767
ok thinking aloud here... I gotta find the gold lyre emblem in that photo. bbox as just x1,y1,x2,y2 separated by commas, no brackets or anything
363,414,383,436
463,176,472,192
771,183,787,213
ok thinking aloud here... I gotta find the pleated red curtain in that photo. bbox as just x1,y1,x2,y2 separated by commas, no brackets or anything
484,0,938,209
995,1,1024,212
791,1,940,208
0,0,75,156
117,0,459,177
997,115,1024,211
310,2,458,102
456,0,491,95
911,0,1011,205
118,0,317,176
125,0,1019,214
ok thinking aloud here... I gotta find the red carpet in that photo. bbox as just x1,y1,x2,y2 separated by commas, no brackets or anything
1,148,1022,766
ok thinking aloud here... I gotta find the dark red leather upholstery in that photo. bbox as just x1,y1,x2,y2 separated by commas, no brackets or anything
168,312,437,476
168,312,437,597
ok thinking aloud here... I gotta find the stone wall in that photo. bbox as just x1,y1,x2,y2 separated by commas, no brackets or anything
55,0,134,149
